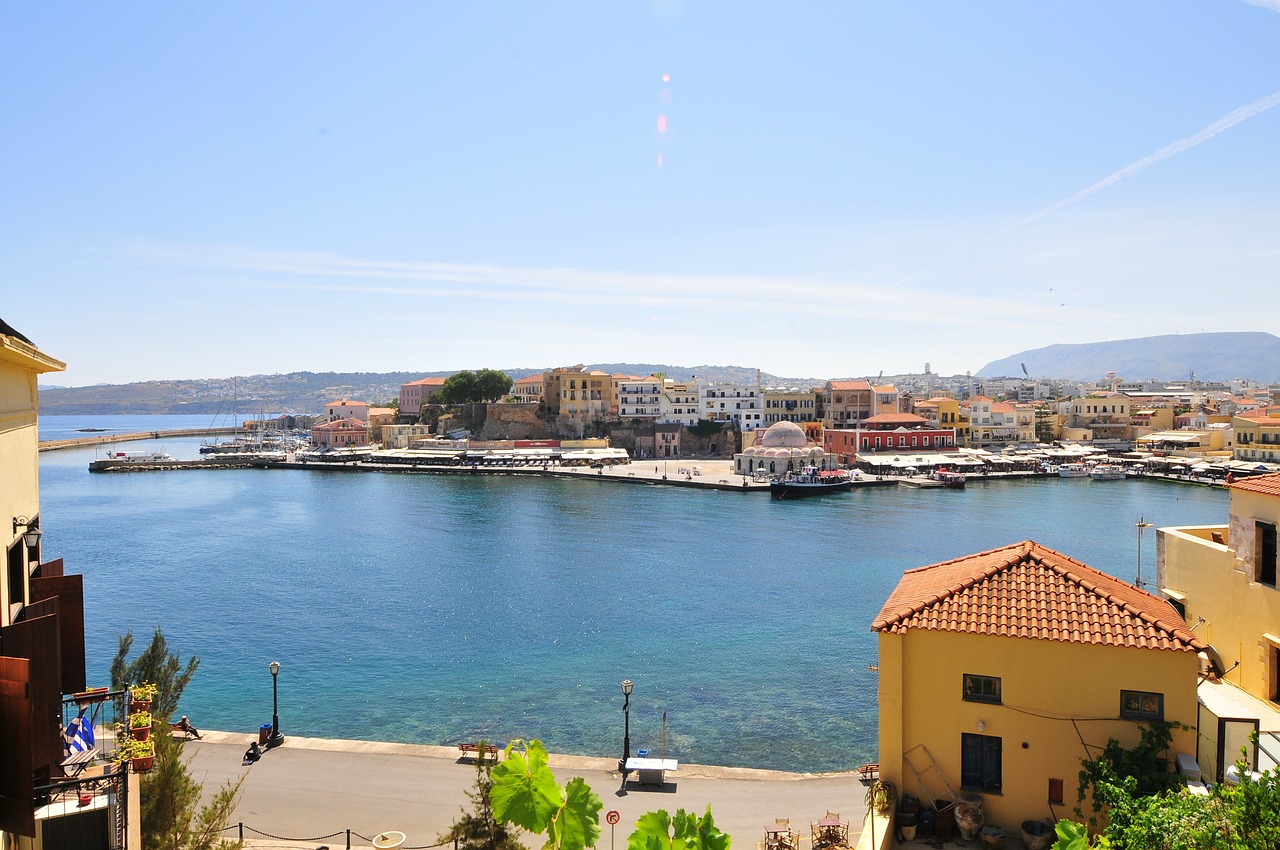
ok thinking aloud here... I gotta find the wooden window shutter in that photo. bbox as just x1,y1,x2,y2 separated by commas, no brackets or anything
0,656,35,837
30,574,87,695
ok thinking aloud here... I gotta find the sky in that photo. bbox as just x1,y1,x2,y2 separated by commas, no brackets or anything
3,2,1279,387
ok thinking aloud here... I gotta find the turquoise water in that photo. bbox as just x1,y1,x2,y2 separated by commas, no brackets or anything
36,416,1228,772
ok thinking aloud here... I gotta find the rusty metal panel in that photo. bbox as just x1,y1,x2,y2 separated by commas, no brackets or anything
30,574,86,695
0,614,63,781
0,655,35,837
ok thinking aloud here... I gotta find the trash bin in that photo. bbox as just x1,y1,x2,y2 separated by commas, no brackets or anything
636,749,649,758
259,724,272,745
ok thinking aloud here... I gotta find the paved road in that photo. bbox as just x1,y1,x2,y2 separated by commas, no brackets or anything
184,732,870,849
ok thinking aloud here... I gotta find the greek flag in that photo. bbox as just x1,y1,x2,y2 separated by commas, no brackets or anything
66,707,96,754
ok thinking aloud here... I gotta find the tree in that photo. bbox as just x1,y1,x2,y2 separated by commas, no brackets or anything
439,370,513,404
111,628,199,721
441,741,525,850
112,629,244,850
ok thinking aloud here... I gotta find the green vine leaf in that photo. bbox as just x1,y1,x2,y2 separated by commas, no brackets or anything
628,807,729,850
547,776,603,850
490,740,565,834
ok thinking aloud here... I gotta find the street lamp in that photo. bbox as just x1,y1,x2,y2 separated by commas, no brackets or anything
267,661,285,748
619,679,633,785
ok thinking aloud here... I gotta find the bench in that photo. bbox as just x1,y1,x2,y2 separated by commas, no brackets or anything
857,763,879,782
458,742,499,761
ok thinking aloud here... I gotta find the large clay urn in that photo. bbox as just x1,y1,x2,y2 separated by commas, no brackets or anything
953,793,985,841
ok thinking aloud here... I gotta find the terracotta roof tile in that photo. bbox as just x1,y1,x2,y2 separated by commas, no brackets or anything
871,541,1205,652
1228,472,1280,497
828,380,873,391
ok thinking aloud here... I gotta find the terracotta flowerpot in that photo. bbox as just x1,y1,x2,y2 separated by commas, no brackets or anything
132,755,155,773
131,698,151,713
78,793,93,807
130,725,151,741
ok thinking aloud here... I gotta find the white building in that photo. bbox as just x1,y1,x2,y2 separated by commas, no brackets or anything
702,383,764,431
659,379,702,426
618,376,662,419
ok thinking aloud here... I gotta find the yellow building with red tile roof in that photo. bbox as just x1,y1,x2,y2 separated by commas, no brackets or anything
1233,406,1280,465
875,541,1202,829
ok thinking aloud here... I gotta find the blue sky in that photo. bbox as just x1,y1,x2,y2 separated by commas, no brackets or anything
4,1,1278,387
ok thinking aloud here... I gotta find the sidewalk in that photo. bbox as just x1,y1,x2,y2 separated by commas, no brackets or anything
184,732,870,849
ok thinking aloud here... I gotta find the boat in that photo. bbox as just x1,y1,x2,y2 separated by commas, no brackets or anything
770,467,853,499
1058,463,1090,478
930,468,967,489
1090,464,1127,481
103,450,175,463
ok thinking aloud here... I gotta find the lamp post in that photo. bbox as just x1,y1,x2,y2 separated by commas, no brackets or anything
267,661,284,748
619,679,633,786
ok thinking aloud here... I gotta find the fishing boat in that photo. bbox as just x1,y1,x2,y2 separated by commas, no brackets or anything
1090,463,1127,481
770,467,853,499
930,468,967,489
1058,463,1090,478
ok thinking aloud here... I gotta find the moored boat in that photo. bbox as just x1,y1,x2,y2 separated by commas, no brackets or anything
770,467,852,499
931,468,966,489
1090,463,1126,481
1058,463,1090,478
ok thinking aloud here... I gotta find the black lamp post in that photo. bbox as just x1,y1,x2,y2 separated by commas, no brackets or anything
267,661,285,748
619,679,633,785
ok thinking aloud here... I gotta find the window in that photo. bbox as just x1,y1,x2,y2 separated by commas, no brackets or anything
961,733,1001,792
7,539,24,612
1120,690,1164,721
963,674,1002,704
1259,522,1277,588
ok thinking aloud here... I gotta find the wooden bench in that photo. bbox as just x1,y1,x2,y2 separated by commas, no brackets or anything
60,747,99,777
857,763,879,782
458,742,499,762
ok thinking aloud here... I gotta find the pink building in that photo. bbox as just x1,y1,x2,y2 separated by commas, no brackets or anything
400,378,446,418
311,417,369,448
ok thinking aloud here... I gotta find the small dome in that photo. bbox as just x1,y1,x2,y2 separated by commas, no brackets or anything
760,421,808,449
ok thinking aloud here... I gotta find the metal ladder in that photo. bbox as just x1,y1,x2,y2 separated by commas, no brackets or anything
903,744,958,811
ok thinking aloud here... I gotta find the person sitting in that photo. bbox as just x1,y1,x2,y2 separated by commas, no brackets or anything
174,715,202,740
242,741,261,765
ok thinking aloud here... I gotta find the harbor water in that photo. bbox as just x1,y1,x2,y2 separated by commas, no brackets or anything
37,416,1228,772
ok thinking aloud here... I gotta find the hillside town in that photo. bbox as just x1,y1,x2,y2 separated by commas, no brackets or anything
272,366,1280,479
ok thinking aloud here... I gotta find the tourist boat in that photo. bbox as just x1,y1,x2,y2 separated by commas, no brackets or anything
1058,463,1090,478
930,468,967,489
104,450,175,463
1090,463,1127,481
770,467,853,499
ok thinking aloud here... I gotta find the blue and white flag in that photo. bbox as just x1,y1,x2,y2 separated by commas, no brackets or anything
65,707,96,754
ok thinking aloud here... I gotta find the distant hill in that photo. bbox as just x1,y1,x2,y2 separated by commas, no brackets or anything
37,365,829,415
978,332,1280,383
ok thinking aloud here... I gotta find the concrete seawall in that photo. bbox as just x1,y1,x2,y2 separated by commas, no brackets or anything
38,427,241,452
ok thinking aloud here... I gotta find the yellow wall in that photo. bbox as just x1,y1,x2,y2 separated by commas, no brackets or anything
1,338,64,624
1160,498,1280,703
878,629,1199,831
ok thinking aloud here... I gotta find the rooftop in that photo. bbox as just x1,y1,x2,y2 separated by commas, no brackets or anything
873,540,1205,652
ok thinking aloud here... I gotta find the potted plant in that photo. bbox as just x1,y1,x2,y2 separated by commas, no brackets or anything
130,682,157,711
128,711,152,741
115,738,155,773
72,686,110,705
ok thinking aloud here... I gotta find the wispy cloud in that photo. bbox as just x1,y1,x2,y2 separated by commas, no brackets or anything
1018,90,1280,226
1241,0,1280,12
124,241,1061,328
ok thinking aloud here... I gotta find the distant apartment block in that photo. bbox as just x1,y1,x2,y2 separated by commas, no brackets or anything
400,377,446,419
702,383,763,431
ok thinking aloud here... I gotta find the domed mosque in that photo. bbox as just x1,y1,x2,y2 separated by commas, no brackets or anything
734,421,839,477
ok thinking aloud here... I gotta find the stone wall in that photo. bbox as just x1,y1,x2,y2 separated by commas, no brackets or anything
478,403,546,440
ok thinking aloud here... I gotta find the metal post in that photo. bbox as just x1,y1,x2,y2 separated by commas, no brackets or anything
620,679,633,787
1136,517,1153,588
268,661,285,748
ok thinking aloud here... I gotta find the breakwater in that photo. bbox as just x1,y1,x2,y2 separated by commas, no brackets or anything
39,426,240,452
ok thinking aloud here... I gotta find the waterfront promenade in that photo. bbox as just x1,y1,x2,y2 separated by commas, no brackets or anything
183,732,870,850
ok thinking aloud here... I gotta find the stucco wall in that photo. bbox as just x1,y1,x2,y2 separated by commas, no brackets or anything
1161,517,1280,703
878,629,1199,831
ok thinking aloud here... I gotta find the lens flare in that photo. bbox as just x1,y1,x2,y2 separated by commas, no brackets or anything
657,114,667,134
661,73,670,83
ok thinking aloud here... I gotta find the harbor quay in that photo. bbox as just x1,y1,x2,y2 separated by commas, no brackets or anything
183,731,872,850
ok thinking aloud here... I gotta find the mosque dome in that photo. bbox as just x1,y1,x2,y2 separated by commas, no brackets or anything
760,421,808,449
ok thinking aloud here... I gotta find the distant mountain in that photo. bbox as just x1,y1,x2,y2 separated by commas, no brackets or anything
37,365,829,415
978,332,1280,382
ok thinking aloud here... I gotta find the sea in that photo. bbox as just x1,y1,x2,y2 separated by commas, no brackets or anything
36,415,1228,773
